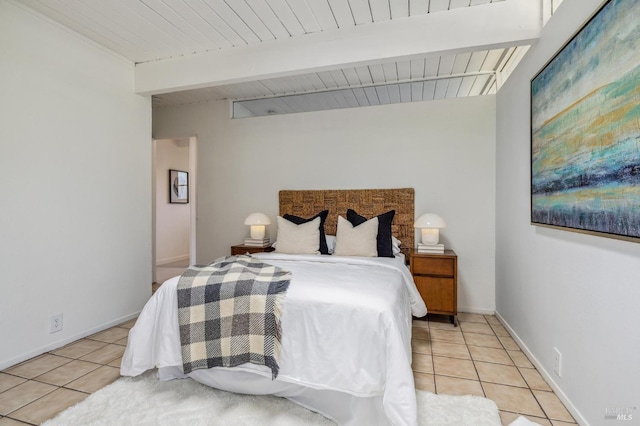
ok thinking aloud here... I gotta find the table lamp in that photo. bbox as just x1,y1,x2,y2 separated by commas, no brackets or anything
414,213,447,246
244,212,271,240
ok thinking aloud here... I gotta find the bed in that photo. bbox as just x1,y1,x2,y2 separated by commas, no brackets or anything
121,188,427,426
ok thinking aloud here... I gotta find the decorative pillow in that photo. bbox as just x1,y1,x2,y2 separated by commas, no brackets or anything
274,216,321,255
333,216,379,257
346,209,396,257
283,210,329,255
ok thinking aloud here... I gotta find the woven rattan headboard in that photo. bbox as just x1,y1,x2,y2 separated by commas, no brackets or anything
279,188,415,250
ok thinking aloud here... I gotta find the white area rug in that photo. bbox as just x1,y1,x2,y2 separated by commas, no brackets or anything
43,372,501,425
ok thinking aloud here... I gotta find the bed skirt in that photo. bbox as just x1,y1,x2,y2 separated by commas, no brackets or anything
157,366,388,426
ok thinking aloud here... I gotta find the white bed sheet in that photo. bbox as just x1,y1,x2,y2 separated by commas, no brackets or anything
121,253,427,426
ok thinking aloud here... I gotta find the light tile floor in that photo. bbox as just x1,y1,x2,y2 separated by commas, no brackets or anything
0,309,576,425
412,313,576,426
0,318,135,425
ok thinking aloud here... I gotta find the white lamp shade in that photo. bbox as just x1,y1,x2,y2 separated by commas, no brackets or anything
414,213,447,229
244,212,271,226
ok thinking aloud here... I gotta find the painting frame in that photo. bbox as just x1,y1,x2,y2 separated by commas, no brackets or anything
530,0,640,242
169,169,189,204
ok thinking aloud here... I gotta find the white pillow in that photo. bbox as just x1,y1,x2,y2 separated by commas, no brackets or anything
333,216,379,257
274,216,321,255
392,236,402,255
325,235,337,254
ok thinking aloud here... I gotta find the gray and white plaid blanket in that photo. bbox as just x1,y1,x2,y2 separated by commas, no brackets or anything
176,255,291,379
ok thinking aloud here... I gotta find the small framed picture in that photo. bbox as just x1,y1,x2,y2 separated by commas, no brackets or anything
169,169,188,204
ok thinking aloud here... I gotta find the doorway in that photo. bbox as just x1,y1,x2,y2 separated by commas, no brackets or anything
152,137,197,284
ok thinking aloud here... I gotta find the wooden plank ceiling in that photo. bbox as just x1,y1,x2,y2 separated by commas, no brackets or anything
17,0,540,116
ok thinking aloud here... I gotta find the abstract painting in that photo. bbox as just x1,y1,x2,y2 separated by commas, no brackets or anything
531,0,640,241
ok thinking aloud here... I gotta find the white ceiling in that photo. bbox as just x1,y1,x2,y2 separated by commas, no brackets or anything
16,0,554,116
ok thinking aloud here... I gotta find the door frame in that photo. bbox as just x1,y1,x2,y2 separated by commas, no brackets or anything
151,136,197,284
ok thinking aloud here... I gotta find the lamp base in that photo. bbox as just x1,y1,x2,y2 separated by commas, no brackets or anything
250,225,266,240
420,228,440,245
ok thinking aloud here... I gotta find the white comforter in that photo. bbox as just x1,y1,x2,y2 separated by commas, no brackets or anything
121,253,427,426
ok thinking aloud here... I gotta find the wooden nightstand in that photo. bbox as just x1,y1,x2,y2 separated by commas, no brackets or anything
230,244,275,256
409,249,458,326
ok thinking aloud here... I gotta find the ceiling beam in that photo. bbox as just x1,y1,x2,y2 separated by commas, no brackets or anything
135,0,541,95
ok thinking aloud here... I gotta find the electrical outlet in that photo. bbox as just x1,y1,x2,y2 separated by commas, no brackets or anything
50,313,63,334
553,347,562,377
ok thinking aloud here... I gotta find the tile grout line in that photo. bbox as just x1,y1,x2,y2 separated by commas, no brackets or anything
462,322,486,398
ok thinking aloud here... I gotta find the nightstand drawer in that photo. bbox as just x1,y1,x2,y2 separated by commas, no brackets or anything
413,276,455,313
412,257,454,276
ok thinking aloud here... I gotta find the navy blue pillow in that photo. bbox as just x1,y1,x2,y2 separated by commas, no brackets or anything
283,210,329,255
346,209,396,258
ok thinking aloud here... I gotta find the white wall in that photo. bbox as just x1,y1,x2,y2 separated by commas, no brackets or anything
0,2,151,369
496,0,640,424
155,138,190,264
153,95,496,313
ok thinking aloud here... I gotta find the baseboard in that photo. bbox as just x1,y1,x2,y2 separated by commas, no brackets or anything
458,307,495,315
156,254,189,266
0,311,140,371
494,312,588,426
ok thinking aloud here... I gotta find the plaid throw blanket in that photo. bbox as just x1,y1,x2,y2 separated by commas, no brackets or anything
176,255,291,379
